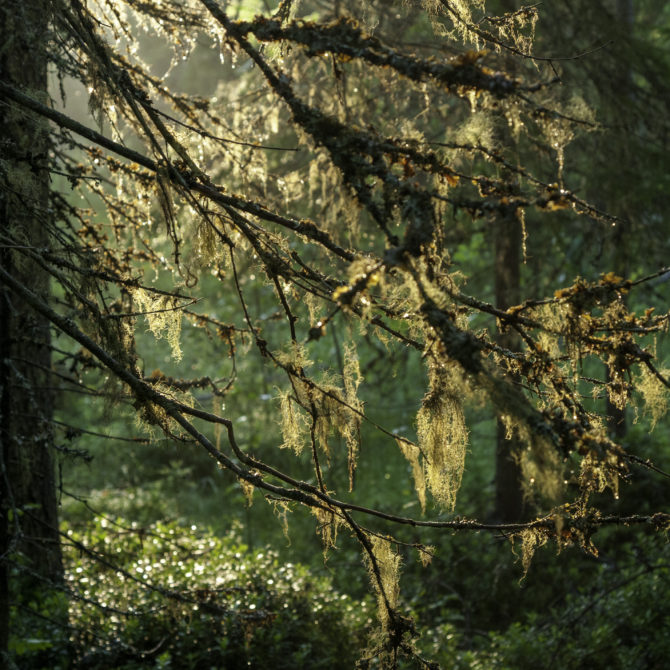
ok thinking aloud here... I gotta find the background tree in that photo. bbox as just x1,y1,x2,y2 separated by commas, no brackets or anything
1,0,669,667
0,1,63,663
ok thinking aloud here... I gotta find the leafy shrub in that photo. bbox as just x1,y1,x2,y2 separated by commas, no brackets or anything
10,518,372,669
476,537,670,670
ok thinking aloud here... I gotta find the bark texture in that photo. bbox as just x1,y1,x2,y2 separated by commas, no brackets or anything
0,0,62,662
492,0,527,523
493,213,526,522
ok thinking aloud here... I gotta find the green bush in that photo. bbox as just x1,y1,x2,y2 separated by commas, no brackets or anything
12,519,670,669
479,537,670,670
10,518,372,669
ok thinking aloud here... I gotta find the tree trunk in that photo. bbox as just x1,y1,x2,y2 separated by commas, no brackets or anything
605,0,634,441
493,213,526,522
0,1,62,663
491,0,526,523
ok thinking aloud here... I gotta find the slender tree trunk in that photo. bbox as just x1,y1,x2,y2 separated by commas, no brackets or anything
491,0,526,522
0,1,62,664
605,0,634,441
493,213,526,521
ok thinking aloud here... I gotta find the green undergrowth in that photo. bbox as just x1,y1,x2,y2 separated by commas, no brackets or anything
9,517,372,669
9,517,670,669
413,534,670,669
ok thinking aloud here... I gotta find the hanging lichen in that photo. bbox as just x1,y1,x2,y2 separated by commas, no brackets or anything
579,449,620,501
417,545,435,568
310,376,361,465
342,343,364,489
130,287,184,361
540,95,595,180
277,388,309,454
239,476,255,506
270,499,292,543
415,362,467,511
312,506,343,558
8,3,670,667
517,436,565,505
397,438,427,513
637,363,670,430
516,527,549,579
365,536,402,630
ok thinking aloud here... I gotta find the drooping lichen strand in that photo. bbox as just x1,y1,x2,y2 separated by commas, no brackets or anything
496,409,565,506
192,219,226,269
276,339,363,482
638,364,670,430
342,343,363,490
312,507,343,558
239,477,255,506
130,287,183,361
579,449,620,501
416,364,467,511
422,0,486,45
134,381,195,441
517,527,548,578
309,377,363,468
270,499,291,543
365,536,401,630
397,438,427,513
278,389,308,454
274,341,313,373
540,95,595,180
478,362,565,505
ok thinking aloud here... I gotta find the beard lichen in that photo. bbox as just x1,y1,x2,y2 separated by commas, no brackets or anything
130,287,184,361
499,414,565,506
239,476,255,506
416,361,468,511
637,362,670,430
312,506,343,558
579,449,620,501
278,388,309,455
515,527,549,579
365,536,402,630
276,341,363,486
342,342,364,489
397,437,427,514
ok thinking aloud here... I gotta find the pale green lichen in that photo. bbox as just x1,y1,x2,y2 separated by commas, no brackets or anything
130,287,184,361
637,363,670,430
416,363,468,511
365,536,402,630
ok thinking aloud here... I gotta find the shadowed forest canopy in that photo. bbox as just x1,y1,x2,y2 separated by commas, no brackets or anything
1,0,670,667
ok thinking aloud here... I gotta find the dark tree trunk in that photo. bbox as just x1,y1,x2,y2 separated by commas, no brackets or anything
0,1,62,663
605,0,634,441
493,213,526,522
491,0,527,523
